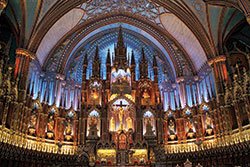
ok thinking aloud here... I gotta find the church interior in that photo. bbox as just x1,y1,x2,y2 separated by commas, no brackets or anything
0,0,250,166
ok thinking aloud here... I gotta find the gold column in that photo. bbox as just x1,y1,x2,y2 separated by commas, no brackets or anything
15,48,35,101
208,55,227,104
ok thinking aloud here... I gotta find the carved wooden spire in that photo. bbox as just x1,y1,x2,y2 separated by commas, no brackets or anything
114,26,127,69
106,49,111,65
131,50,136,66
140,48,148,78
117,25,125,49
92,45,101,77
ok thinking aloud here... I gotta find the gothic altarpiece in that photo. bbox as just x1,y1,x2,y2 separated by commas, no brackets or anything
82,27,159,165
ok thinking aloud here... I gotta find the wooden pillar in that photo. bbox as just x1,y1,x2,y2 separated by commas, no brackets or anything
208,56,227,104
15,48,35,101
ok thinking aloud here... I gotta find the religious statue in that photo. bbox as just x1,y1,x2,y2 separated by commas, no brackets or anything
205,112,213,135
47,115,55,132
186,117,193,133
65,119,72,135
126,117,133,130
168,119,176,135
90,116,98,129
118,107,124,131
110,116,115,131
205,112,212,129
142,88,150,99
30,113,37,128
88,116,99,137
149,150,155,163
144,117,154,136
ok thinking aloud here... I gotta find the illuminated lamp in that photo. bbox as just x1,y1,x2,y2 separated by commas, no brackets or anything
65,135,72,141
47,132,54,139
206,128,213,135
170,134,176,140
29,127,36,135
187,132,194,138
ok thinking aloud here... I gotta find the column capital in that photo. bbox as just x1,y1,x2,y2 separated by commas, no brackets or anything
208,55,226,66
16,48,35,60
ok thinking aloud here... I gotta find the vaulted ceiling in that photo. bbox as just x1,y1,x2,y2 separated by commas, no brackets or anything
4,0,250,81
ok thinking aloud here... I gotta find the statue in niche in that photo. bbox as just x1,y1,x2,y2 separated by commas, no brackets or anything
186,117,194,133
145,117,154,136
205,112,212,129
47,115,55,132
90,116,97,128
168,119,176,135
88,116,98,137
30,112,37,128
126,117,132,130
110,116,115,131
29,110,38,135
65,119,72,135
142,88,150,99
118,107,125,131
149,150,155,163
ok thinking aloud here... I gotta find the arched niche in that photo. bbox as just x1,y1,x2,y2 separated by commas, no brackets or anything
64,110,77,141
46,107,59,139
183,107,196,138
87,109,101,137
166,111,177,140
28,101,42,136
200,103,213,136
143,110,156,136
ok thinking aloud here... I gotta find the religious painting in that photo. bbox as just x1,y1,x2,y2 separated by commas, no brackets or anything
87,110,101,137
108,98,135,132
143,111,156,136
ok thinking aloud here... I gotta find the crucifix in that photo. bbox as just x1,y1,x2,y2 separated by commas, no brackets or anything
115,100,128,109
115,100,129,131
